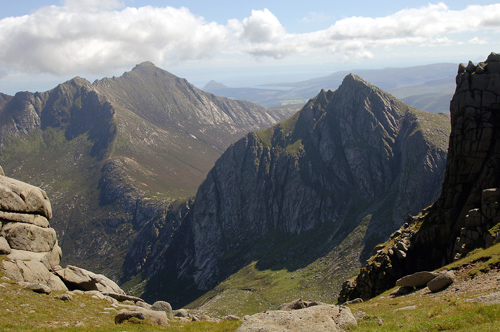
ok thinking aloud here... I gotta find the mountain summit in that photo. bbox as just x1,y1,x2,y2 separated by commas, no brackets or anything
0,62,295,279
339,52,500,302
134,74,450,308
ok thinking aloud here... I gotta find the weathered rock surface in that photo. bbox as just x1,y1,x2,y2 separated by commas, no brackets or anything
19,281,52,294
115,307,169,326
277,299,320,311
0,236,11,254
339,53,500,302
427,271,455,292
0,175,52,219
2,222,57,252
396,271,439,287
141,74,450,305
151,300,173,318
55,265,125,295
236,305,357,332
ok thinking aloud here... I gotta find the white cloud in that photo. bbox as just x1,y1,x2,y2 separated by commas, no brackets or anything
0,2,499,76
469,37,488,45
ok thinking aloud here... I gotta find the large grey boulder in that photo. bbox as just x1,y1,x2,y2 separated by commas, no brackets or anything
2,222,57,252
2,256,67,291
55,265,125,295
396,271,439,287
236,304,356,332
0,176,52,219
151,301,173,318
115,307,169,326
427,271,455,292
0,211,50,228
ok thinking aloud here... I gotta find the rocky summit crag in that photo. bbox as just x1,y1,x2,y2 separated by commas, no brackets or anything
0,62,294,281
134,74,450,308
339,52,500,302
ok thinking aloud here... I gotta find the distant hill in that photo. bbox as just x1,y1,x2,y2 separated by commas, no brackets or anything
203,63,457,113
0,62,295,280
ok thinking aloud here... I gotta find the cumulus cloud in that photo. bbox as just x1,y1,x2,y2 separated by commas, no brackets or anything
0,2,499,75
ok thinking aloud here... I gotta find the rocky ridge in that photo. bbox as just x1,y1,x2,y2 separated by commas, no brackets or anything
0,62,295,281
339,52,500,302
136,74,450,306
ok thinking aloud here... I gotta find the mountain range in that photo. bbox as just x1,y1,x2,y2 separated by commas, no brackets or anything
203,63,457,113
0,61,451,314
0,62,295,280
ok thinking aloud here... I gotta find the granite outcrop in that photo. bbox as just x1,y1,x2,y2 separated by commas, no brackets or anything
0,171,127,296
339,52,500,302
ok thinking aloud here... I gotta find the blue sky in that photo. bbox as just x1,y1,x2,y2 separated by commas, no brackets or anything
1,0,499,94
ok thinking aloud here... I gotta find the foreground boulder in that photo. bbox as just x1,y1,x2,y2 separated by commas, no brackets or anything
0,173,65,291
0,171,127,297
427,271,455,292
55,265,125,295
396,271,439,288
115,307,169,326
236,304,356,332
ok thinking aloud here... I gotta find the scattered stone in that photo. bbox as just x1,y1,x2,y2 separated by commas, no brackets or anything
19,281,51,294
174,308,189,317
74,321,84,327
115,307,169,326
393,305,417,312
102,292,143,303
427,271,455,293
236,304,356,332
54,294,73,301
277,298,319,310
343,298,363,305
151,300,173,318
396,271,439,288
222,315,241,321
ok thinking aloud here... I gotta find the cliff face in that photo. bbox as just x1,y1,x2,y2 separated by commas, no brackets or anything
0,63,293,280
139,74,450,305
339,52,500,302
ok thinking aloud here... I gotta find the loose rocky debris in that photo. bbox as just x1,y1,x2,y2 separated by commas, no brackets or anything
236,303,357,332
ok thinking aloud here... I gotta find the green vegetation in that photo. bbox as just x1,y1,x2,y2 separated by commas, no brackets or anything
347,242,500,331
0,262,241,332
348,295,500,332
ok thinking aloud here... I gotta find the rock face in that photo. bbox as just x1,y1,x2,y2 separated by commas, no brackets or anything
0,62,295,282
139,74,450,305
339,53,500,302
0,173,66,291
0,172,129,297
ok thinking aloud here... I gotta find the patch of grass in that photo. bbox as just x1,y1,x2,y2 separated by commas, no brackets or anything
347,296,500,332
0,269,241,332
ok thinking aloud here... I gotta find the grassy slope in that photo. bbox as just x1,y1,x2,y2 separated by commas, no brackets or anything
2,243,498,331
0,256,241,332
347,242,500,331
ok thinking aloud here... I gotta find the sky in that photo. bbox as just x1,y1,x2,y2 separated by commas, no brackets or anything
0,0,499,94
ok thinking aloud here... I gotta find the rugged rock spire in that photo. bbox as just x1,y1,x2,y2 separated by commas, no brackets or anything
339,52,500,302
138,74,450,306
